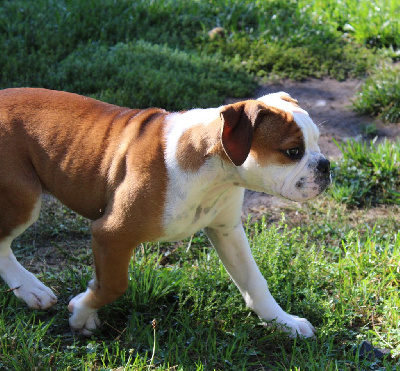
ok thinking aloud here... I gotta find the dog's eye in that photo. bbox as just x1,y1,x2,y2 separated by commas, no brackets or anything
286,148,300,157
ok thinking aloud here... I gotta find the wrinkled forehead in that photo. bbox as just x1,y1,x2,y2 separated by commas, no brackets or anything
257,92,320,151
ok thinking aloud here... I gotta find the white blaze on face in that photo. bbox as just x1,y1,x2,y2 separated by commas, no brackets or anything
257,92,309,116
292,111,320,153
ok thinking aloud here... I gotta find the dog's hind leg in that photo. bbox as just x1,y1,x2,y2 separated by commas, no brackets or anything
68,213,138,335
0,194,57,309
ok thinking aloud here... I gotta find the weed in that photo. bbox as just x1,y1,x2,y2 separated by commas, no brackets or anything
361,122,379,138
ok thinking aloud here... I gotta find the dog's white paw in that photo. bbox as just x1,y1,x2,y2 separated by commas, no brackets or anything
68,292,101,336
13,272,57,310
263,312,316,338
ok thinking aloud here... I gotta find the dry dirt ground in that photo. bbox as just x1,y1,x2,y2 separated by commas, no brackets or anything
238,78,400,221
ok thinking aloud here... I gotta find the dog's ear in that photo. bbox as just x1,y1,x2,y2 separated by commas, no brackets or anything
220,101,268,166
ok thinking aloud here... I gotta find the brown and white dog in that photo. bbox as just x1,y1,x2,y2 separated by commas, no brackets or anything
0,88,330,337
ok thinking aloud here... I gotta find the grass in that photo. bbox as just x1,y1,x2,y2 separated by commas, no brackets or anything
1,200,400,369
330,139,400,207
353,64,400,123
0,0,399,109
303,0,400,49
53,41,255,110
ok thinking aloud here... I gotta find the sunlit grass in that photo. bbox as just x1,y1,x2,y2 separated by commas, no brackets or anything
330,139,400,206
353,64,400,123
1,200,399,369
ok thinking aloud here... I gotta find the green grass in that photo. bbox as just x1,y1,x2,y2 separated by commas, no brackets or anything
1,0,399,109
2,144,400,369
52,41,255,110
353,64,400,123
303,0,400,48
1,206,400,369
330,139,400,207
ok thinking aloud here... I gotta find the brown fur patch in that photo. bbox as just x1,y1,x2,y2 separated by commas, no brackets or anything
0,88,168,242
250,106,305,166
176,118,222,172
0,88,171,307
279,94,300,108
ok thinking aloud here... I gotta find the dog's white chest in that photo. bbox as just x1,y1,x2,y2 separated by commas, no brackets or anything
160,110,241,241
158,179,234,242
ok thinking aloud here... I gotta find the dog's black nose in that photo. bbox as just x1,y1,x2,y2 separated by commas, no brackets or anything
317,158,330,174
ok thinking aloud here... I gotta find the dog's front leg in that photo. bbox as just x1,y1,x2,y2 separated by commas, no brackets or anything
204,224,315,337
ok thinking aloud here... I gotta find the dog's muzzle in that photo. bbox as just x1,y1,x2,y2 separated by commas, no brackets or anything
280,153,331,201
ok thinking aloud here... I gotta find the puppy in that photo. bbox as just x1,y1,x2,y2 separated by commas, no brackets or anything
0,88,330,336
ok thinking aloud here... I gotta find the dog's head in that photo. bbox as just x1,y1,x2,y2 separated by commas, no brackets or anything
220,92,330,201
